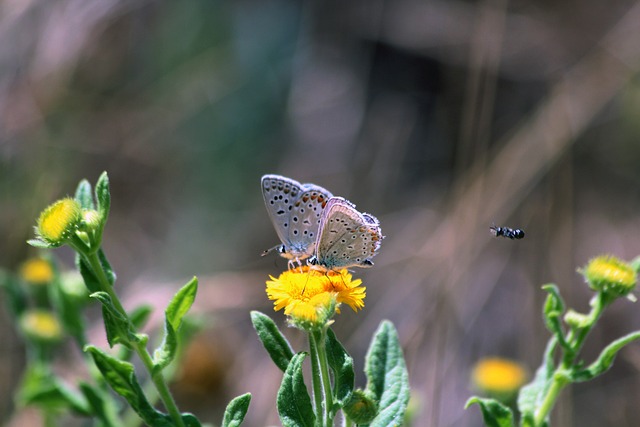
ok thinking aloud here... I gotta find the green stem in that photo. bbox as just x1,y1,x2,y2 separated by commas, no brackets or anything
84,251,127,316
309,333,325,427
83,250,186,427
535,292,609,426
134,341,185,427
533,373,568,426
311,329,334,427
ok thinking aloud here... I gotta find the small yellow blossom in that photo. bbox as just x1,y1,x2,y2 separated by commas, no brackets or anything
581,255,637,297
471,357,528,398
20,310,63,343
19,258,54,285
36,198,82,246
266,267,366,328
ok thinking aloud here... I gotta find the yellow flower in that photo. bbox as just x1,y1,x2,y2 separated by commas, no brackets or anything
471,357,528,398
20,310,63,343
581,255,637,298
19,258,54,285
266,267,366,328
36,198,82,246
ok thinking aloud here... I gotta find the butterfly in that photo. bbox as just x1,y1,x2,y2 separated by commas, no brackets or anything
308,197,383,271
261,174,333,267
490,225,525,240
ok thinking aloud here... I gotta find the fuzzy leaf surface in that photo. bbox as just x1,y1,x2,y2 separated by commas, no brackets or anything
364,321,410,427
95,172,111,222
85,345,172,426
222,393,252,427
75,179,95,210
277,352,315,427
251,311,294,372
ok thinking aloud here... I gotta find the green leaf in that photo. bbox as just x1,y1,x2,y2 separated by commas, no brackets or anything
325,329,354,408
222,393,252,427
277,352,315,427
95,172,111,222
98,249,116,286
251,311,294,372
364,321,410,427
77,254,101,293
153,318,178,372
79,382,121,427
181,413,203,427
85,345,172,426
518,338,557,426
75,179,95,210
153,277,198,372
542,285,570,351
542,284,564,315
465,397,515,427
17,365,90,415
571,331,640,382
91,292,134,348
27,239,54,249
166,277,198,332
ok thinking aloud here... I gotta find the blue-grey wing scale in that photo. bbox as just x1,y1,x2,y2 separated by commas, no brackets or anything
313,197,382,270
261,174,333,262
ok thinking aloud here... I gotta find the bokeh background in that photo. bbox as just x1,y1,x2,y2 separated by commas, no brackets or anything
3,0,640,426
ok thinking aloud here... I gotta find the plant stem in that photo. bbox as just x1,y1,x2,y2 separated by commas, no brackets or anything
135,341,185,427
311,329,334,427
84,251,186,427
309,332,325,427
534,292,609,426
533,373,567,426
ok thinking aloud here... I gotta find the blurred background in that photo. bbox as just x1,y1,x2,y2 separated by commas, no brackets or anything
2,0,640,425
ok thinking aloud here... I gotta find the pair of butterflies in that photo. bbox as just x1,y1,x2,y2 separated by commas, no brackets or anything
261,174,383,271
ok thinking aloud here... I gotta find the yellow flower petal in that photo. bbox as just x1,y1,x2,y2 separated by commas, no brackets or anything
266,267,366,328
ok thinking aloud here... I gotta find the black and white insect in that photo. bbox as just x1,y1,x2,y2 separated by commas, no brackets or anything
490,225,525,240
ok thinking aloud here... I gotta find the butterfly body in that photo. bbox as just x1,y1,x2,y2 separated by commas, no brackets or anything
490,225,525,240
309,197,383,271
261,174,333,265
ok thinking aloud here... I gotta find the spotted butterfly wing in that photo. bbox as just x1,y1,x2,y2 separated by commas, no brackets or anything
261,174,333,262
311,197,382,270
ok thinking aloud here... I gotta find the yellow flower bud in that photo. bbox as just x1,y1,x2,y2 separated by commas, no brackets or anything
581,255,637,298
36,198,82,247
